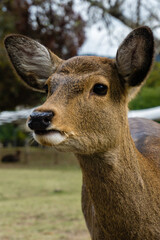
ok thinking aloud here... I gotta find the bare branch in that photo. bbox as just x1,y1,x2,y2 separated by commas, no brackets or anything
136,0,141,26
85,0,138,28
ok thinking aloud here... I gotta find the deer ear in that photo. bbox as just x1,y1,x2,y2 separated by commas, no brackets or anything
4,34,62,92
116,26,154,88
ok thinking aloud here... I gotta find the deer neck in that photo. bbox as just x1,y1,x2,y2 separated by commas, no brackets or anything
76,126,145,237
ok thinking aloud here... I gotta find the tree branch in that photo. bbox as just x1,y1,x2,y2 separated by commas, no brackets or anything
85,0,160,53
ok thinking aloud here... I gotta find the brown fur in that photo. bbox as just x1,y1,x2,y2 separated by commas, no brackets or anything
4,26,160,239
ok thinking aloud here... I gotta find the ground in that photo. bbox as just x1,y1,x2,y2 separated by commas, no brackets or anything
0,147,90,240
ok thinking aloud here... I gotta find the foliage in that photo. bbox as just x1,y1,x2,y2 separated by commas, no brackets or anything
129,62,160,110
0,123,28,146
145,62,160,88
0,0,86,110
129,86,160,110
0,0,85,58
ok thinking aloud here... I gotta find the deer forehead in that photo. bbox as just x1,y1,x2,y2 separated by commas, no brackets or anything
47,56,116,94
56,56,114,73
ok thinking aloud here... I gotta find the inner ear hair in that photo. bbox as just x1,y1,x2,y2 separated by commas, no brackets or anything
116,26,154,87
4,34,62,92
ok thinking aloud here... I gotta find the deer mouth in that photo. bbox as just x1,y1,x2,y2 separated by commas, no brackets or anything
33,128,68,146
35,129,63,136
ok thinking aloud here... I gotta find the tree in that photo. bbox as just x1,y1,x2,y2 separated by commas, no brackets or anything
84,0,160,53
0,0,86,110
82,0,160,110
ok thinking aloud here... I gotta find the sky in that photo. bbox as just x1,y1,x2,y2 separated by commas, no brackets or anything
78,21,130,57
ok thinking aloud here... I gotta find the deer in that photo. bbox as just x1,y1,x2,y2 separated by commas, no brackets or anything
1,150,21,163
4,26,160,240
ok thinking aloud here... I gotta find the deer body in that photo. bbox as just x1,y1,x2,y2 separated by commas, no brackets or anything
78,127,160,239
5,27,160,239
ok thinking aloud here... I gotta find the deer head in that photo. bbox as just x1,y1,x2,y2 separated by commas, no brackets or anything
4,27,154,154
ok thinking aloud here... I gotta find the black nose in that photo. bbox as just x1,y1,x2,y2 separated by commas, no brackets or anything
28,111,54,131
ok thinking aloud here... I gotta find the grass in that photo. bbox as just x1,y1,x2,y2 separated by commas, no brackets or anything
0,147,90,240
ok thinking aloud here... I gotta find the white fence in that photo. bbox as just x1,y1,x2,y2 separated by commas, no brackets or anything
0,109,33,125
128,106,160,120
0,106,160,126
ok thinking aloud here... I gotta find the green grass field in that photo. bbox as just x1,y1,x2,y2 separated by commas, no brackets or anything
0,147,90,240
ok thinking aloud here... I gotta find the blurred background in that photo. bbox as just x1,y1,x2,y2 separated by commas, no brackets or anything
0,1,160,240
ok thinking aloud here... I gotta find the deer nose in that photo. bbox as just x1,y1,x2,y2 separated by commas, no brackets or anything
28,111,54,131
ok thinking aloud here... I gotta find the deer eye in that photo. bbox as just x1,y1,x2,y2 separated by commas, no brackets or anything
43,84,48,94
93,84,108,96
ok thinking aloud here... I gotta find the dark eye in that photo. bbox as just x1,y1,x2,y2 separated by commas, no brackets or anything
93,84,108,96
43,84,48,94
